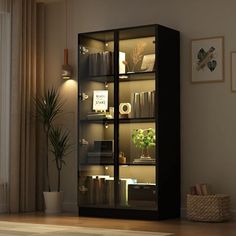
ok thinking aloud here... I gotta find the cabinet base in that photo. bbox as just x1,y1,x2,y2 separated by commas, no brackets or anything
79,207,179,220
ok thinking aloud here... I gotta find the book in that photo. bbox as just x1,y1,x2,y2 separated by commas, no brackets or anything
201,184,209,195
195,184,202,195
133,157,155,164
105,178,114,206
190,183,210,195
190,186,197,195
86,176,94,204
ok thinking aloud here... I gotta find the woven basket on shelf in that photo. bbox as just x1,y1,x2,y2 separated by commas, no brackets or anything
187,194,231,222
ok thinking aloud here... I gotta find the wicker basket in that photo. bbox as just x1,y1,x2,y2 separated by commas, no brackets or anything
187,194,231,222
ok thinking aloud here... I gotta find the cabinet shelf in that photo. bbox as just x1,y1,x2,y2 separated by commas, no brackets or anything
86,71,155,83
80,117,155,124
79,163,156,166
119,71,155,82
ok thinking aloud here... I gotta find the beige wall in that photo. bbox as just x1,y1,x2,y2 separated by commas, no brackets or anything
45,0,236,214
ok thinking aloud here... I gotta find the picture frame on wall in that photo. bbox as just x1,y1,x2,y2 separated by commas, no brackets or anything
191,36,224,83
231,52,236,92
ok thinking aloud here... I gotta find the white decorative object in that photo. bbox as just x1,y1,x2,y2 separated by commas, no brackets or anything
93,90,108,111
119,103,131,115
119,51,126,74
191,36,224,83
141,54,155,71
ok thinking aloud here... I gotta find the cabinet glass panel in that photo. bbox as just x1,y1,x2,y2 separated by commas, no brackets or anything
118,26,157,210
78,31,115,208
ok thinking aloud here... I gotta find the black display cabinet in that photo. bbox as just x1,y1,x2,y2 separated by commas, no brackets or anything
78,24,180,220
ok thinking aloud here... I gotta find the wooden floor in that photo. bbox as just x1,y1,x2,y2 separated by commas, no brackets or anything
0,213,235,236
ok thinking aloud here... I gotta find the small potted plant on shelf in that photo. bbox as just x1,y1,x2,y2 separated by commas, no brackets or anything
34,87,70,214
132,128,156,160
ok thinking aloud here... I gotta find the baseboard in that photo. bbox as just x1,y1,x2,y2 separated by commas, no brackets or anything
62,202,78,213
180,208,186,218
0,204,8,213
231,210,236,219
181,207,236,219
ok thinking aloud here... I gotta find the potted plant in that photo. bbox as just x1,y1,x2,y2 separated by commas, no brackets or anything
34,88,63,213
131,128,156,159
43,126,71,214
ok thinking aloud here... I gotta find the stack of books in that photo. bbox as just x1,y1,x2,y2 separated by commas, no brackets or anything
87,112,113,120
89,51,113,76
87,140,114,164
87,152,113,164
130,91,155,118
190,183,210,195
87,112,107,120
133,157,156,164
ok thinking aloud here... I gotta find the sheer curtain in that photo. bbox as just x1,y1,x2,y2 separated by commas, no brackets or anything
10,0,45,212
0,0,11,213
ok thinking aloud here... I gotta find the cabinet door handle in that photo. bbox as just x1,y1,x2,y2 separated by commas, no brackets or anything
79,138,89,146
79,93,89,101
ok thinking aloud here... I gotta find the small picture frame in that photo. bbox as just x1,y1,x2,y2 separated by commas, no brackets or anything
93,90,108,111
231,51,236,92
119,51,126,74
141,54,155,72
191,36,224,83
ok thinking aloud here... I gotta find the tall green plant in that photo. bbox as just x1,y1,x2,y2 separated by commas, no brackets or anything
34,88,63,192
49,126,71,192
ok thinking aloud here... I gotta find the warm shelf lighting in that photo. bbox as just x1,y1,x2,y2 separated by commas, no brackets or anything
105,122,109,129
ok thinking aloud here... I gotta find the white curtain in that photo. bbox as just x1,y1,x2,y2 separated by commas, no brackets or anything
0,0,11,213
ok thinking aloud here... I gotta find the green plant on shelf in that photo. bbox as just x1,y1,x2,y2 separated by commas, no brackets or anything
131,128,156,159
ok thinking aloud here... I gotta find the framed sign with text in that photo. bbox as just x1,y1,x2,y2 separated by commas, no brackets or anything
93,90,108,111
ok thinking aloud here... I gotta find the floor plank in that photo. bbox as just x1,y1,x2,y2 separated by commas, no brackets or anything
0,213,235,236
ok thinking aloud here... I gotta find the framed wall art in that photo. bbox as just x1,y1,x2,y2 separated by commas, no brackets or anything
231,51,236,92
191,36,224,83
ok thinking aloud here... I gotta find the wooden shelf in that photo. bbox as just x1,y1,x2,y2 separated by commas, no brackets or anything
80,117,155,124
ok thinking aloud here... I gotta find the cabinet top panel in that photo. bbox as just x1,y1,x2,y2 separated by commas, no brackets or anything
78,24,158,42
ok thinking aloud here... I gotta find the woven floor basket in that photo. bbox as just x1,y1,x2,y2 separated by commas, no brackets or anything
187,194,231,222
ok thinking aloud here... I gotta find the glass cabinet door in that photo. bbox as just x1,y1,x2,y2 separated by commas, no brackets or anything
78,31,115,208
118,26,157,210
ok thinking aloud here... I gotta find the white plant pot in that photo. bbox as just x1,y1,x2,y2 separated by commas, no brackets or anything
43,191,63,214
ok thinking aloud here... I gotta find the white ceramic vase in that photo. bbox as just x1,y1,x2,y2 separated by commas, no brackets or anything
43,191,63,214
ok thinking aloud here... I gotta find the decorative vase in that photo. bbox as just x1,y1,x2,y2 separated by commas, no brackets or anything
140,147,151,159
43,191,63,214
